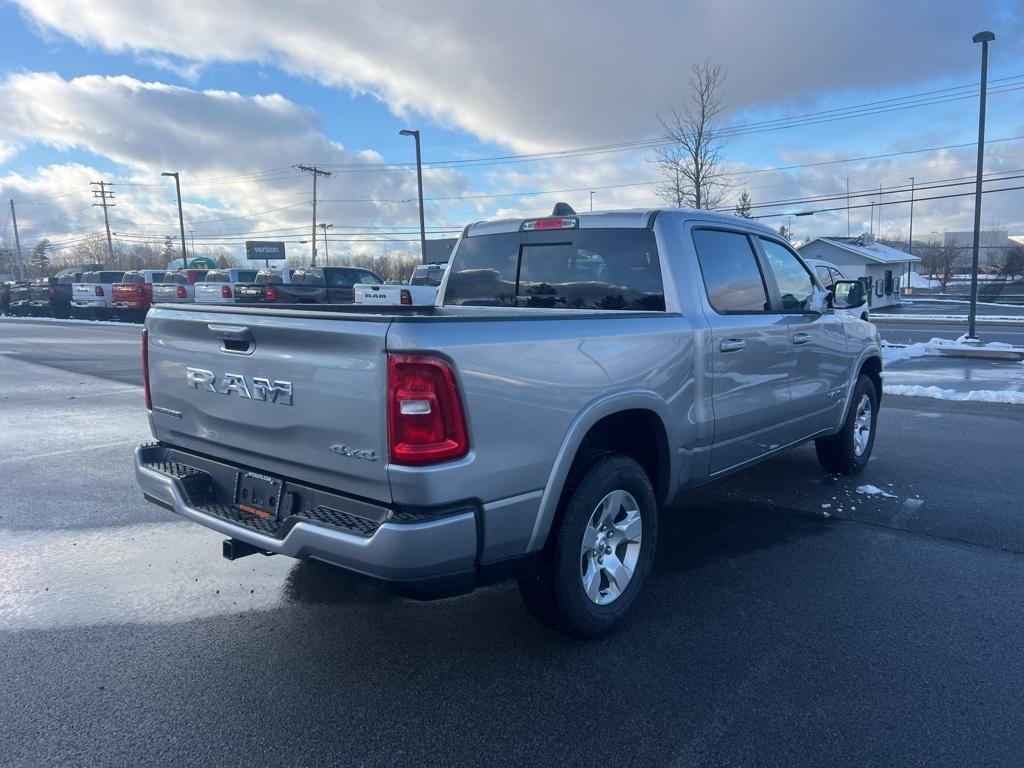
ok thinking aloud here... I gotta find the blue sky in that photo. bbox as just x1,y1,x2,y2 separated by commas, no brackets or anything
1,0,1022,263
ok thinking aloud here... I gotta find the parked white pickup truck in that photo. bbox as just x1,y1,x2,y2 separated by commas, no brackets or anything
71,270,125,319
353,264,447,306
194,268,260,305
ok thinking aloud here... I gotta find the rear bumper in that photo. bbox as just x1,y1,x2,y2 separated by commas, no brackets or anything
113,300,148,309
134,443,483,596
72,300,108,309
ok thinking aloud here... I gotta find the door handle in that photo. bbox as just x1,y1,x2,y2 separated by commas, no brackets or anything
792,331,812,345
719,338,747,352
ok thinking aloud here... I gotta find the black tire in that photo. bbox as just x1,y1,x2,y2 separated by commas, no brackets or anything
815,374,878,475
518,453,658,638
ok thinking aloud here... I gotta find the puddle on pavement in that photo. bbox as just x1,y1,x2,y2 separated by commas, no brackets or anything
0,521,395,630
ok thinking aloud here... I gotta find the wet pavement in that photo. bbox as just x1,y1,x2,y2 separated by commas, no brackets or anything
884,355,1024,394
3,319,1024,767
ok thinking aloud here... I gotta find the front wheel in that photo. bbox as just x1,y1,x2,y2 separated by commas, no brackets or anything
518,454,658,638
815,374,878,475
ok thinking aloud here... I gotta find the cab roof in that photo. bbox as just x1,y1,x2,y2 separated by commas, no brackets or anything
463,204,776,237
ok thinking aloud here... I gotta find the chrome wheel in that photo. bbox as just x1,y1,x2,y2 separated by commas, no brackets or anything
853,393,872,457
579,489,643,605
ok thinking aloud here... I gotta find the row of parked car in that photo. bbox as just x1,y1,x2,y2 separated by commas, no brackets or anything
0,263,448,321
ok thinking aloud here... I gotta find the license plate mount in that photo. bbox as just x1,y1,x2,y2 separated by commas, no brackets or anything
234,471,284,521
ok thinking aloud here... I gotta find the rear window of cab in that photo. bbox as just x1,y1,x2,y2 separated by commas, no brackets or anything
444,228,664,310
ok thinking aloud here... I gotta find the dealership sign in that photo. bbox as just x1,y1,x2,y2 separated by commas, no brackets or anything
245,241,286,261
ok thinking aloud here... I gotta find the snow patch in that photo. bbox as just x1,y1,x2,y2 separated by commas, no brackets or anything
856,484,898,498
883,384,1024,405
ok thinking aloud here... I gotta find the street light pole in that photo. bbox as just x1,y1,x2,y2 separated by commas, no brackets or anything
590,190,595,212
968,31,995,340
400,129,427,264
318,223,333,266
161,172,188,269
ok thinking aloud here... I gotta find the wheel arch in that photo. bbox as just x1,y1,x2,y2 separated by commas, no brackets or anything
526,391,674,553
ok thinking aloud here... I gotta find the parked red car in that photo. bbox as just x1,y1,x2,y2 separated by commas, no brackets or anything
112,269,166,322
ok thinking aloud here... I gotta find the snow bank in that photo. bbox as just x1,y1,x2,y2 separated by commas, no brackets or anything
881,336,1024,365
883,384,1024,405
0,316,141,328
871,313,1024,323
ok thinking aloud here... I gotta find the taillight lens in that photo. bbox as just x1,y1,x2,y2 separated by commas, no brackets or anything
265,285,278,302
142,329,152,410
50,287,57,298
221,285,232,298
400,289,412,305
176,286,187,299
388,354,468,466
95,286,104,296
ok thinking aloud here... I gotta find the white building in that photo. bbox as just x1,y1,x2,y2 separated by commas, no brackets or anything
797,234,920,310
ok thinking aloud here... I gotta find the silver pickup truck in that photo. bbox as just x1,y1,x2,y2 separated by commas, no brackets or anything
135,206,878,637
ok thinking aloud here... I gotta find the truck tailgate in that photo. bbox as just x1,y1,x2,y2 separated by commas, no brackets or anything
146,307,392,503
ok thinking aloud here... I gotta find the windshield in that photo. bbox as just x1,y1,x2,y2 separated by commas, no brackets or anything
445,228,665,310
161,272,189,285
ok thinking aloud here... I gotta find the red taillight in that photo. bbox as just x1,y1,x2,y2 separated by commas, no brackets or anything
221,285,232,299
400,289,412,305
521,217,578,231
388,354,468,466
265,285,278,302
176,286,187,299
95,286,104,297
50,287,57,298
142,329,152,410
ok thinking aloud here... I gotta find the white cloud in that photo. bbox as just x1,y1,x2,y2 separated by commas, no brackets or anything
12,0,1020,151
0,73,468,258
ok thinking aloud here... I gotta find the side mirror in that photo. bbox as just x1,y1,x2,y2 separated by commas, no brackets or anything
832,280,866,310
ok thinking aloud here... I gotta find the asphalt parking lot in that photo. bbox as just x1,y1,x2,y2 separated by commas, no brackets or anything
2,318,1024,767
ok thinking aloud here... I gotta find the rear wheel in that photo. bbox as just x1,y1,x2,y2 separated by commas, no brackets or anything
815,374,878,475
518,454,657,638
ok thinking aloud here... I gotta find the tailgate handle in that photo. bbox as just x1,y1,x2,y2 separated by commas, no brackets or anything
209,324,254,355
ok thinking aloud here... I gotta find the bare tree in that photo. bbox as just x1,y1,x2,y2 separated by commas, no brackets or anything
998,246,1024,280
777,225,792,242
652,60,729,210
918,245,961,292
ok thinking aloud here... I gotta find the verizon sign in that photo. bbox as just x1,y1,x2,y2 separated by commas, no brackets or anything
245,241,286,260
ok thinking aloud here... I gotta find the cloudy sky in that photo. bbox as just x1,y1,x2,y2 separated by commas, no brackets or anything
1,0,1023,263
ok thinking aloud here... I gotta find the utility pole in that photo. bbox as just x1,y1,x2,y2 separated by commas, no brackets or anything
190,229,196,262
968,31,996,341
906,177,915,295
91,181,116,263
845,178,851,237
877,182,883,239
9,199,24,279
318,223,333,266
295,165,332,266
161,172,188,268
590,190,595,212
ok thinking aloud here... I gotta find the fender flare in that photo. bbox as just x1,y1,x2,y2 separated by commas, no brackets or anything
525,389,675,553
831,347,883,433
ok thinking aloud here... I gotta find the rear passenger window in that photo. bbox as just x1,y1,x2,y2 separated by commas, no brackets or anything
760,239,816,312
814,265,833,287
692,229,770,313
